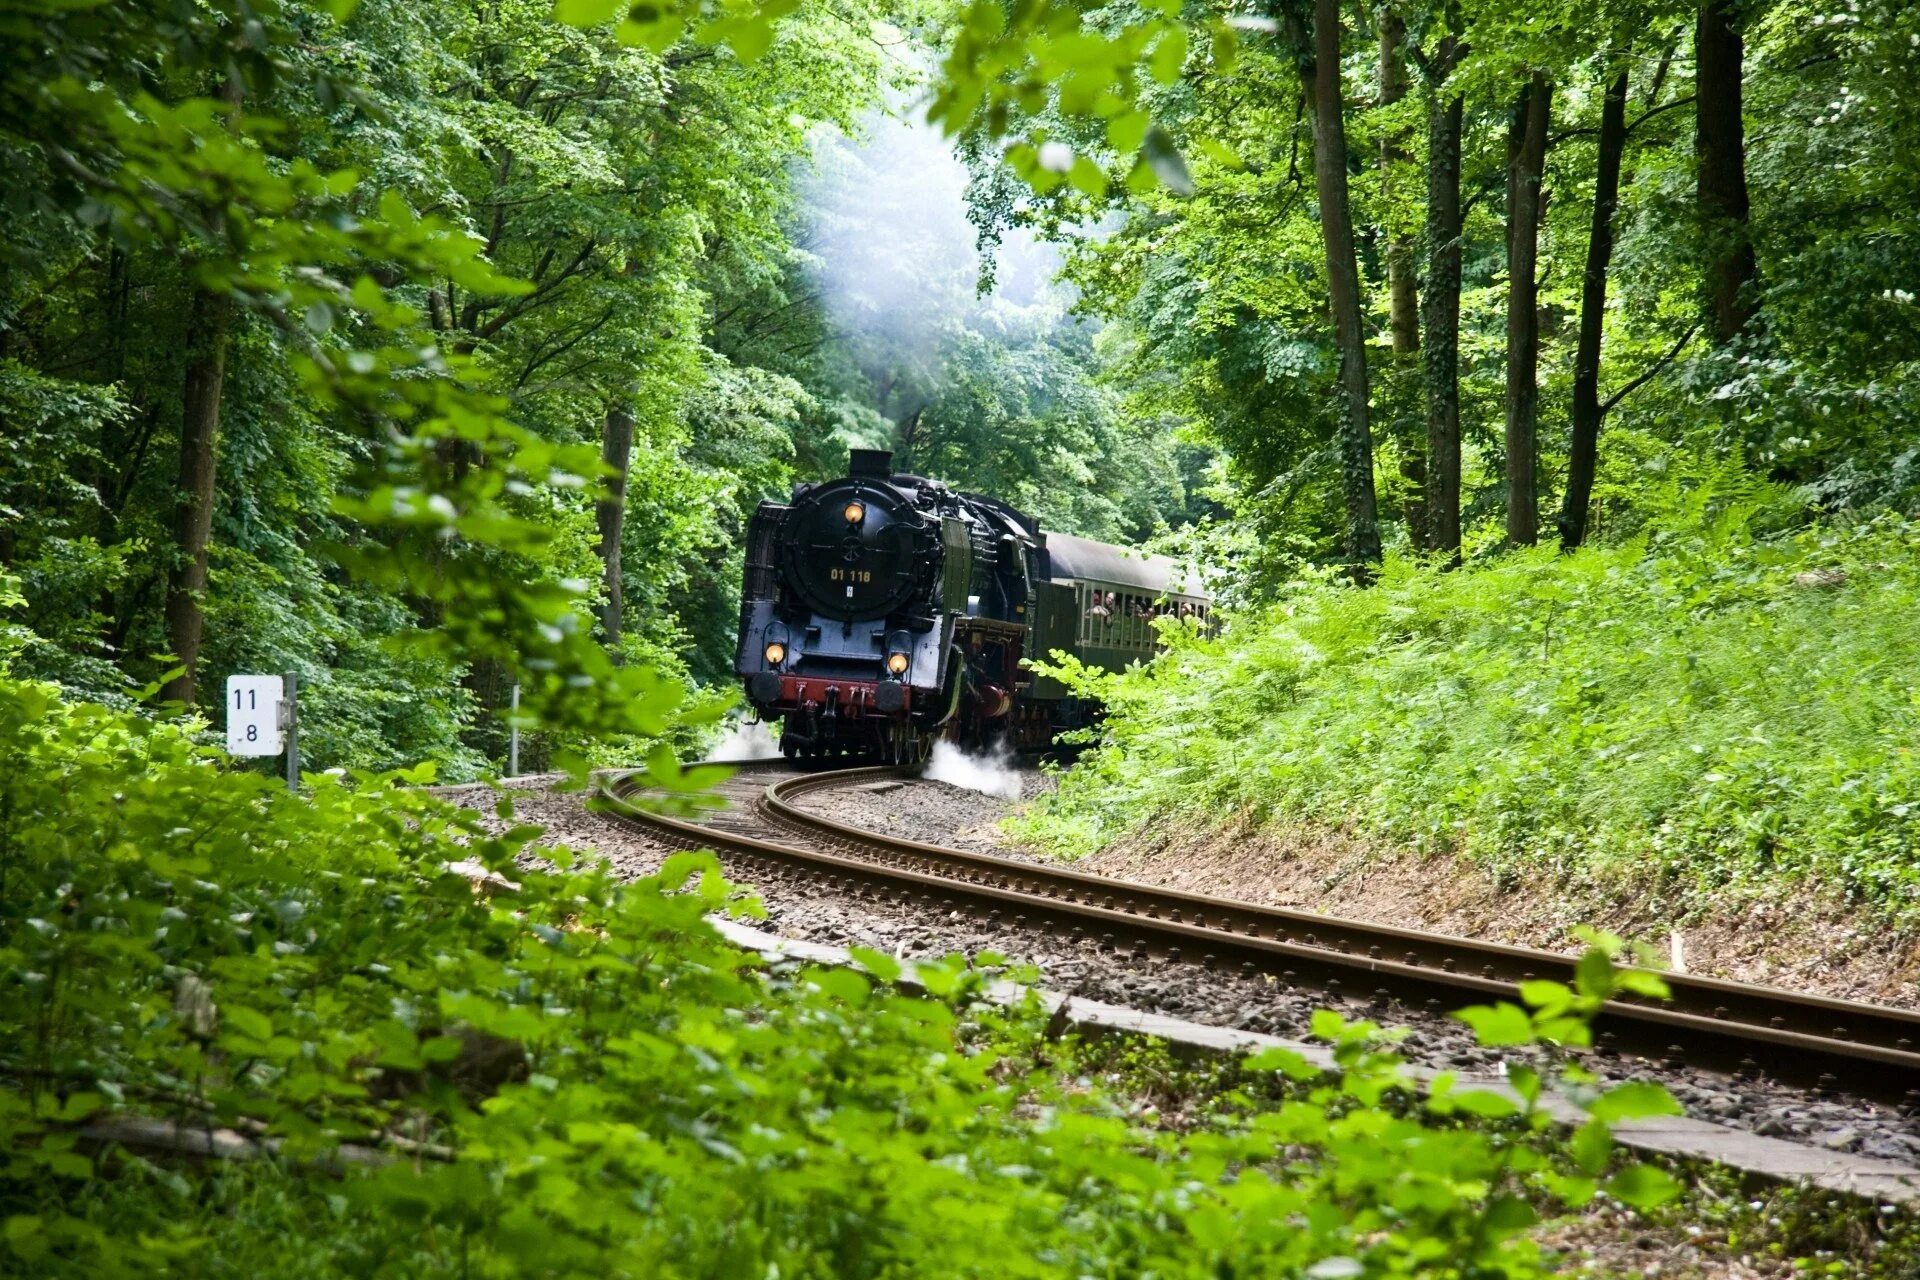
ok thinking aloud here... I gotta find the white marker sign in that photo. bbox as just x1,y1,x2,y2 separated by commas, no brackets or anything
226,674,285,757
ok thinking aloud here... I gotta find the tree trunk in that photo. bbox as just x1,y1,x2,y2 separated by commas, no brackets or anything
1306,0,1382,573
1378,10,1425,549
597,401,635,646
1503,72,1550,548
161,285,232,706
1695,0,1757,342
1422,39,1464,561
1560,64,1630,551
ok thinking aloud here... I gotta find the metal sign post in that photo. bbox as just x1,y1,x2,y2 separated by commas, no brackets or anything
283,671,299,791
508,682,521,778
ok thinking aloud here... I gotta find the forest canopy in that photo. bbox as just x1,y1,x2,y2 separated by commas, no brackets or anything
3,0,1916,776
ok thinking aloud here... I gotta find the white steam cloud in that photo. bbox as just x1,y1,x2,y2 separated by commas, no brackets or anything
710,717,779,762
800,103,1070,366
922,739,1024,801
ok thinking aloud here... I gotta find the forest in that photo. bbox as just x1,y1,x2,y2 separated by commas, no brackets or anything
5,0,1920,1272
3,0,1914,783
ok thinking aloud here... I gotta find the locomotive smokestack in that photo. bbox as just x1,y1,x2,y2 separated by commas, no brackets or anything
848,448,894,477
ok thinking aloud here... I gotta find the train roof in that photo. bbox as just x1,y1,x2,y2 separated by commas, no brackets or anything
1044,530,1204,599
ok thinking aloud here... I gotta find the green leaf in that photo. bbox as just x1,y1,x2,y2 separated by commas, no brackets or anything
421,1035,463,1064
1194,138,1243,170
553,0,621,24
1588,1081,1683,1124
370,1020,424,1071
700,15,774,61
1308,1009,1348,1041
56,1092,103,1122
224,1005,273,1041
1453,1002,1535,1047
1533,1015,1594,1049
1482,1193,1537,1233
1575,948,1617,1000
1518,979,1573,1011
848,945,901,983
1571,1118,1613,1174
1614,968,1672,1000
1446,1088,1522,1119
1208,18,1239,71
1244,1046,1321,1081
1147,28,1187,85
42,1151,92,1178
1067,156,1107,199
1105,110,1149,154
3,1216,47,1263
810,966,870,1006
1606,1162,1682,1209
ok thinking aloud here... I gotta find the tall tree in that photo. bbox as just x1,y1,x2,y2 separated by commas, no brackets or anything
1503,71,1550,547
597,401,636,645
1695,0,1757,342
1560,60,1631,550
160,73,244,706
159,283,231,706
1303,0,1382,571
1420,35,1465,560
1377,8,1425,548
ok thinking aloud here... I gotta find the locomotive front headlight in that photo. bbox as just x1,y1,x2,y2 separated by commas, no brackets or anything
764,642,786,666
886,651,909,676
843,500,865,525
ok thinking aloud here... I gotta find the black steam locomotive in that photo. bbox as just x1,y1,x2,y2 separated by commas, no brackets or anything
735,449,1209,762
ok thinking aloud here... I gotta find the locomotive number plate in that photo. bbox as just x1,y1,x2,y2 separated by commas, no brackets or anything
830,568,874,583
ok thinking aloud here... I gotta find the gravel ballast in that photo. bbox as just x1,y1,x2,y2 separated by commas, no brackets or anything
447,769,1920,1171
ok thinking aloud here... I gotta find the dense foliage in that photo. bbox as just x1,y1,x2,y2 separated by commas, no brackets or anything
0,0,1218,776
3,0,893,772
963,0,1920,586
2,670,1693,1276
1015,495,1920,910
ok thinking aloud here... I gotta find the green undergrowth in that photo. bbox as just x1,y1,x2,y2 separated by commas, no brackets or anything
0,674,1705,1277
1058,1037,1920,1278
1012,508,1920,915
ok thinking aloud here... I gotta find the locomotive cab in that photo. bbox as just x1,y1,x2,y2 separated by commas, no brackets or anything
734,448,1206,763
737,449,990,762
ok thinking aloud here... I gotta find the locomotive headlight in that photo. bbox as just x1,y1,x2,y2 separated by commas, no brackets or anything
886,651,909,676
764,642,786,666
843,500,865,525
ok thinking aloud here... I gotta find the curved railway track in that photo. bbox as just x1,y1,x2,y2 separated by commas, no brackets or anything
598,760,1920,1110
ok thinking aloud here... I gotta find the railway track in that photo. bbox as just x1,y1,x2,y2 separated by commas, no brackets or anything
598,760,1920,1110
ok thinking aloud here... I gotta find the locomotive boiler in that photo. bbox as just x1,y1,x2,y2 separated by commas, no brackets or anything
735,448,1207,762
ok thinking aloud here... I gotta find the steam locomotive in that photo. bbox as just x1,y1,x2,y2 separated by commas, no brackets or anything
734,448,1209,762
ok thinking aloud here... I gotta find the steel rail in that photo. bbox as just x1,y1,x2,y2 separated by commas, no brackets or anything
599,762,1920,1108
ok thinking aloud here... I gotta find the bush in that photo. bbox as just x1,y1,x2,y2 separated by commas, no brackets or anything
1013,512,1920,910
0,675,1681,1276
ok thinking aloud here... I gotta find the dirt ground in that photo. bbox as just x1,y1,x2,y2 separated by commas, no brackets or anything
1071,811,1920,1009
804,770,1920,1009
